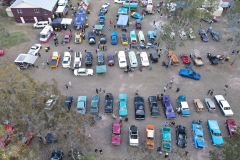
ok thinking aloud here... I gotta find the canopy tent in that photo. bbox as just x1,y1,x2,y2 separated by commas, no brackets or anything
95,25,104,30
52,18,63,30
14,54,38,69
61,18,72,24
117,15,129,27
74,8,86,26
96,65,107,74
118,8,128,14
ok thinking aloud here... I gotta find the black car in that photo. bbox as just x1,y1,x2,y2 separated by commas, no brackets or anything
136,19,141,29
105,93,113,113
176,125,187,148
88,32,96,44
85,52,93,67
148,96,160,117
64,96,73,111
97,51,104,65
150,53,159,63
100,34,106,44
207,53,218,65
51,150,63,160
134,96,145,120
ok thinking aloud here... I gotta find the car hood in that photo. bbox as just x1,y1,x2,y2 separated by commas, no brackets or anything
90,108,98,113
151,110,160,117
130,138,139,144
212,136,224,145
195,73,201,79
196,139,205,148
111,135,121,145
105,108,113,113
178,139,187,148
224,109,234,116
181,110,191,116
87,69,93,74
166,112,176,119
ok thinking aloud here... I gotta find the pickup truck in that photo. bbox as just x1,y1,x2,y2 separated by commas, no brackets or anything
161,127,171,152
214,95,234,116
100,34,106,44
44,95,58,110
190,53,204,66
50,52,60,68
207,53,218,65
134,96,145,120
145,125,154,149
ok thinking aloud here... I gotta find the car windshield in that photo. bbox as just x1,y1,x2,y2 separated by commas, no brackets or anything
40,34,46,38
120,107,126,110
120,61,126,63
195,135,203,139
132,40,137,42
131,135,138,139
213,131,221,137
224,107,231,110
63,60,69,64
229,126,236,132
77,108,83,111
147,137,154,140
166,109,174,113
109,60,114,63
22,136,29,143
142,60,148,63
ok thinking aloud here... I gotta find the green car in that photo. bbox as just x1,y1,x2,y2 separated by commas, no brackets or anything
90,95,100,114
161,127,171,152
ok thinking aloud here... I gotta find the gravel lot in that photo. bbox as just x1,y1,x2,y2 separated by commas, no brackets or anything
1,0,240,159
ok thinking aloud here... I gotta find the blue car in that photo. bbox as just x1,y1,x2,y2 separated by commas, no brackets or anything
90,95,99,114
99,8,108,16
131,12,143,20
119,94,128,116
198,30,209,42
179,69,201,80
77,96,87,114
210,30,220,41
207,120,224,146
177,95,191,116
64,96,73,111
111,31,118,45
192,123,205,149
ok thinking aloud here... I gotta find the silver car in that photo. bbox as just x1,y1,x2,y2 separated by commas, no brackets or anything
204,98,216,112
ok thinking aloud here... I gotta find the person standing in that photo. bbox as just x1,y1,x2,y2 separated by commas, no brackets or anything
184,151,188,156
207,90,211,95
99,88,102,94
164,86,167,92
103,45,105,51
165,153,169,158
42,62,45,69
153,20,155,25
70,29,72,33
164,122,168,127
130,44,132,49
99,149,102,154
36,64,39,68
65,84,69,90
176,88,180,92
210,90,214,96
46,60,49,65
54,41,57,46
38,53,41,57
108,27,110,32
96,88,98,94
68,81,72,87
224,85,228,91
109,20,112,25
199,23,202,28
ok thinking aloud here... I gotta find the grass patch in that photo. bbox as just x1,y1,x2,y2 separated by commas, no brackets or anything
0,7,8,17
0,31,29,49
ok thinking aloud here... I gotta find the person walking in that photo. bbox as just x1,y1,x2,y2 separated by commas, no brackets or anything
96,88,98,94
158,42,160,47
42,62,45,69
108,27,110,32
120,117,123,121
164,86,167,92
224,85,228,91
99,88,102,94
46,60,49,65
164,122,168,127
176,88,180,92
165,153,169,158
95,149,98,153
153,20,155,25
38,53,41,57
70,29,72,33
105,45,107,51
109,20,112,25
65,84,69,90
68,81,72,87
130,44,132,48
199,23,202,28
207,90,211,95
54,41,57,46
36,64,39,68
99,149,103,154
103,45,105,51
184,151,188,156
210,90,214,96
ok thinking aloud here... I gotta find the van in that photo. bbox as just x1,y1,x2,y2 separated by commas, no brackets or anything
138,31,145,43
128,51,138,67
168,51,180,65
33,21,49,29
40,25,53,43
58,0,68,7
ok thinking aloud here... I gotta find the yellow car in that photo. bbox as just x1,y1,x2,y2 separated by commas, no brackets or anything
75,33,82,43
121,34,128,45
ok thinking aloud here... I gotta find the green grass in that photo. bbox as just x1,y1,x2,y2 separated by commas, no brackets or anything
0,31,29,49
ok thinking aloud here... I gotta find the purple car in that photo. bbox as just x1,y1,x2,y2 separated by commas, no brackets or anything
107,54,114,66
161,95,176,119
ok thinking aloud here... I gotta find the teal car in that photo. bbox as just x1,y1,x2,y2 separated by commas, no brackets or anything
90,95,100,114
77,96,87,114
118,94,128,116
207,120,224,146
162,127,171,152
177,95,191,116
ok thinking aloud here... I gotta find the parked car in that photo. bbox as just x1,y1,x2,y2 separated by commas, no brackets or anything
74,68,93,76
107,54,114,66
27,44,42,56
62,52,71,68
105,93,113,113
140,52,149,66
177,95,191,116
75,33,82,43
50,150,63,160
214,95,234,116
188,28,196,40
119,94,128,116
64,96,73,111
17,132,33,154
130,29,137,44
149,53,159,63
136,19,141,29
192,123,205,149
134,96,145,120
193,99,204,113
212,16,219,22
111,31,118,45
97,51,104,65
64,31,72,43
202,17,212,23
101,2,110,8
33,21,50,29
168,51,180,65
148,96,160,117
0,124,16,148
207,53,218,65
161,127,171,152
179,69,201,80
176,125,187,148
111,121,122,145
99,8,108,16
90,95,100,114
204,98,216,112
225,119,237,137
74,52,82,68
50,51,60,68
190,53,204,66
131,12,143,20
198,30,209,42
118,51,127,68
145,125,155,149
121,34,128,45
129,125,139,146
161,95,176,119
210,30,220,41
85,52,93,67
44,95,58,110
179,31,187,40
100,34,106,44
180,54,191,64
207,120,224,145
0,50,5,56
77,96,87,114
88,32,96,44
128,51,138,67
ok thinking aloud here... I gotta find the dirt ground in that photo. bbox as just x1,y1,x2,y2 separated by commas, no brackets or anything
1,0,240,159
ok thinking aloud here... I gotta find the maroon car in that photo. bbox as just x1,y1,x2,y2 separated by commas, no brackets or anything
107,54,114,66
225,119,237,137
180,54,191,64
64,31,72,43
111,121,122,145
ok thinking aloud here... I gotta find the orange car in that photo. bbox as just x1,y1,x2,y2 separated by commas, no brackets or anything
145,125,154,149
168,51,180,65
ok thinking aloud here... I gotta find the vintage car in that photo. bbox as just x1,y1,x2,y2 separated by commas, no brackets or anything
225,119,237,137
150,53,158,63
214,95,233,116
90,95,100,114
44,95,58,110
51,150,63,160
88,32,96,44
74,68,93,76
97,51,104,65
130,29,137,44
207,120,224,146
136,19,141,29
168,51,180,65
75,33,82,43
118,51,127,68
207,53,218,65
119,94,128,116
177,95,191,116
145,125,155,149
27,44,42,56
64,96,73,111
101,2,110,8
0,50,5,56
111,121,122,145
131,12,143,20
176,125,187,148
198,30,209,42
192,122,205,149
161,95,176,119
100,34,106,44
18,132,33,154
121,34,128,45
134,96,145,120
148,96,160,117
99,8,108,16
107,54,114,66
50,51,60,68
180,54,191,64
74,52,82,68
128,51,138,68
0,124,16,148
77,96,87,114
129,125,139,146
140,52,149,66
190,53,204,66
64,31,72,43
179,31,187,40
111,31,118,45
202,17,212,23
188,28,196,40
162,127,171,152
193,99,204,113
210,30,220,41
212,16,219,22
179,69,201,80
85,52,93,67
62,52,71,68
105,93,113,113
204,98,216,112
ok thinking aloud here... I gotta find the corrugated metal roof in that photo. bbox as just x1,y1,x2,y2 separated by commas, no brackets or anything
11,0,58,11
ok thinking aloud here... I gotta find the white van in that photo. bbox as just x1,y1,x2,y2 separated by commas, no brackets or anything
128,51,138,68
114,0,125,3
33,21,50,29
40,25,53,43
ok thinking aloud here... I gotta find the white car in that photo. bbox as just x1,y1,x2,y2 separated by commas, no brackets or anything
62,52,71,68
118,51,127,68
44,95,58,110
129,125,139,146
27,44,42,56
214,95,234,116
74,52,82,68
74,68,93,76
140,52,149,66
102,2,110,8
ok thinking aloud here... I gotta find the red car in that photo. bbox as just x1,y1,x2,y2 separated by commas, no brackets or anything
225,119,237,137
180,54,191,64
111,121,122,145
17,132,33,154
0,50,5,56
212,16,219,22
0,124,16,148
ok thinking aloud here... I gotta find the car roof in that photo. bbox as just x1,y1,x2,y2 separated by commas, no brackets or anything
181,102,189,108
147,130,154,138
221,101,230,107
